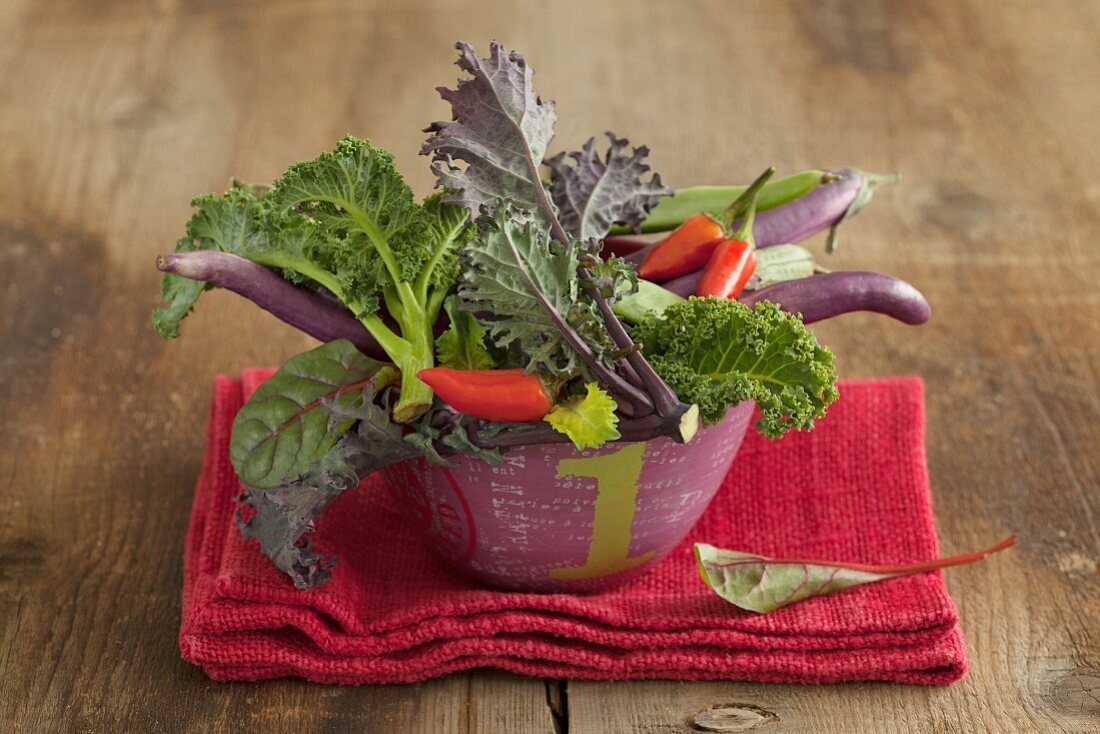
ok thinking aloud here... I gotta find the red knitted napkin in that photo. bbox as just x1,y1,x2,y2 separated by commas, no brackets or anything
180,371,966,685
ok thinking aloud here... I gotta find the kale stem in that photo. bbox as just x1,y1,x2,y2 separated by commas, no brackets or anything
581,271,684,419
532,186,664,417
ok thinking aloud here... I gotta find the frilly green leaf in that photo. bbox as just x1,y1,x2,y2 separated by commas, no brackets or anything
635,298,838,437
545,383,621,450
459,203,609,375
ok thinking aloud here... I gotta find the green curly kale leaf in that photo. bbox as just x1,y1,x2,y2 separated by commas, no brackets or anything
268,137,431,298
152,136,473,422
634,298,839,437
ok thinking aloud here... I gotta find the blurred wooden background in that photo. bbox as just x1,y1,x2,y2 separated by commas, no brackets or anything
1,0,1098,731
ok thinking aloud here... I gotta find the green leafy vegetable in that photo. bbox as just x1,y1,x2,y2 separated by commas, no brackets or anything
546,133,670,240
695,536,1017,613
422,40,557,219
239,385,420,590
545,383,621,449
425,41,690,425
268,137,429,301
459,203,612,376
153,136,473,422
152,235,209,339
230,339,397,488
435,296,493,370
239,374,513,589
634,298,839,437
152,188,267,339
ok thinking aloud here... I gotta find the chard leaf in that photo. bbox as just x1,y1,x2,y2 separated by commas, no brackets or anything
695,537,1017,613
545,383,621,450
459,203,607,375
547,133,671,240
422,41,557,219
239,392,506,590
436,296,494,370
238,397,416,590
230,339,396,488
695,544,899,613
635,298,838,437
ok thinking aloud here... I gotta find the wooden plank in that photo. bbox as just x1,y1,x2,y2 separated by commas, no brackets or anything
0,0,1097,732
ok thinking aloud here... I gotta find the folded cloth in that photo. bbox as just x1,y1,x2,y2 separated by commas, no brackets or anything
180,371,966,685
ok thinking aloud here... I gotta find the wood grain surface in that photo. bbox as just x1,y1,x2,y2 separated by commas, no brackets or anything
1,1,1098,732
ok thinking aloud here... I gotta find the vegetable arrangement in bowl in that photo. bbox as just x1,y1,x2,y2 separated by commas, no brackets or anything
153,41,937,594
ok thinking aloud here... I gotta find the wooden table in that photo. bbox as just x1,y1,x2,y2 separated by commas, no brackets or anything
2,1,1098,731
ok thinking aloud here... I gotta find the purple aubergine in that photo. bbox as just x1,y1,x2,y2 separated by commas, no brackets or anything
737,271,931,325
156,251,385,359
623,168,898,269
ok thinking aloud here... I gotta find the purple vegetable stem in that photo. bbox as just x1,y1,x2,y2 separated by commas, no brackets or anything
738,271,931,325
156,251,385,358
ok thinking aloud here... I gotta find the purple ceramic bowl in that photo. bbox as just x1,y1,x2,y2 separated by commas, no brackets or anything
379,403,755,592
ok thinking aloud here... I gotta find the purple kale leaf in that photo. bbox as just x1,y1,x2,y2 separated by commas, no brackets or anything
546,133,671,240
422,41,557,219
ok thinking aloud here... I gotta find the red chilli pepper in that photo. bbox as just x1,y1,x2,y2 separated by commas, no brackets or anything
637,214,726,281
418,367,553,422
638,166,777,283
696,240,757,298
696,167,775,299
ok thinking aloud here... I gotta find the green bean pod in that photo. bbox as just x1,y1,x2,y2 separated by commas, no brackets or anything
609,169,833,235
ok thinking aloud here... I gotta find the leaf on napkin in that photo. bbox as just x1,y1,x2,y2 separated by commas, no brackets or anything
230,339,397,488
695,536,1017,613
546,132,671,240
422,40,557,219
